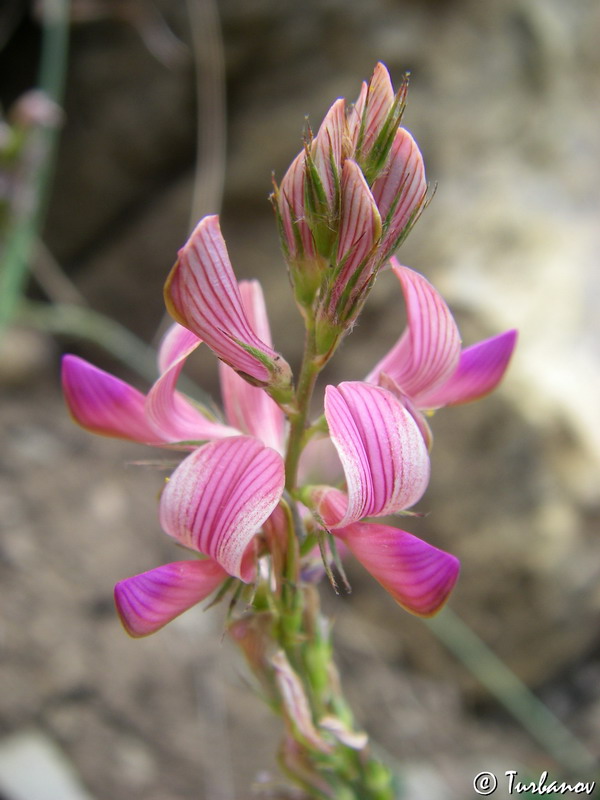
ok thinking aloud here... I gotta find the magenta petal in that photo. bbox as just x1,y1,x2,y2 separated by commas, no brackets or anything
159,437,285,580
114,560,227,637
416,329,518,409
147,324,239,444
366,261,461,399
62,355,160,443
219,282,286,452
165,216,287,384
324,382,430,526
335,521,460,616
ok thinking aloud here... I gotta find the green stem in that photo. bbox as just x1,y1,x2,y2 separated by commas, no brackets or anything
425,608,598,773
0,0,70,332
17,300,212,406
284,323,321,492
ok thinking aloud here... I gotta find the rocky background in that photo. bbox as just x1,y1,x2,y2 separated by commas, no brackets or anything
1,0,599,798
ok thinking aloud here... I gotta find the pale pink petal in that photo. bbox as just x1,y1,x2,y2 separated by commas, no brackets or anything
334,521,460,616
114,560,227,637
371,128,426,258
347,80,368,148
159,437,285,581
157,321,201,374
311,97,345,206
331,161,381,312
62,355,161,444
277,150,315,261
324,382,430,526
271,651,333,754
219,282,285,452
416,329,518,409
164,215,289,385
366,261,461,400
350,62,395,155
147,323,239,444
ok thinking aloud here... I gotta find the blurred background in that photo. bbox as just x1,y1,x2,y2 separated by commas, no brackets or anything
1,1,599,798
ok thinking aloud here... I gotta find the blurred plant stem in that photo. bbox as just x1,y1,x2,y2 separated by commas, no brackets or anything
19,299,159,383
425,608,598,774
185,0,226,228
0,0,70,333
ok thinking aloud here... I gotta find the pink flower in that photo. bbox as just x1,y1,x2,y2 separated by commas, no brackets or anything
63,214,491,634
366,259,518,445
306,381,460,617
165,215,294,406
63,275,287,636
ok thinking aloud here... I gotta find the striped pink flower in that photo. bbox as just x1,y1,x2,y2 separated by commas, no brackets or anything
366,259,517,445
165,215,294,403
306,382,459,617
63,281,288,637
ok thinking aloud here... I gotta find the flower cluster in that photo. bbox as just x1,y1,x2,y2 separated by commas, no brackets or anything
62,64,516,640
272,62,427,357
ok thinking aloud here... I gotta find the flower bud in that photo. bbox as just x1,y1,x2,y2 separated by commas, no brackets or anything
273,62,427,351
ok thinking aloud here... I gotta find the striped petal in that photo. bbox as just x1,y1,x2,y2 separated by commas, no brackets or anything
147,323,238,444
311,97,345,206
348,62,395,154
159,437,285,581
277,149,316,261
371,128,426,259
335,521,460,616
416,329,518,409
164,215,291,387
219,282,286,452
324,382,430,526
114,560,227,637
366,261,461,400
332,160,382,313
62,355,161,444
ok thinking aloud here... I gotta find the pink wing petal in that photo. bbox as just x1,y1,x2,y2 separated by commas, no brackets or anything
335,521,460,616
164,215,287,384
219,282,286,452
324,382,430,526
371,128,426,258
159,437,285,581
416,329,518,409
366,261,461,400
147,323,239,444
114,560,227,637
62,355,161,444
